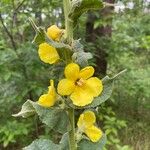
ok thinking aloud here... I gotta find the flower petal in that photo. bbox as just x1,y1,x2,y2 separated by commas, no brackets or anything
47,25,63,41
79,66,94,79
82,111,96,126
77,111,96,129
38,94,55,107
38,80,56,107
85,125,103,142
70,87,93,106
86,77,103,97
65,63,80,80
57,79,75,95
38,43,59,64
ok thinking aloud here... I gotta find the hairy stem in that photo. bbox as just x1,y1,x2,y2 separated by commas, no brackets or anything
63,0,73,43
63,0,76,150
68,108,77,150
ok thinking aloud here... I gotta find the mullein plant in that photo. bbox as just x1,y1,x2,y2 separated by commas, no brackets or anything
13,0,125,150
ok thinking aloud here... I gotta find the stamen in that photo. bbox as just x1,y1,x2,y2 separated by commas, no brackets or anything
76,78,85,86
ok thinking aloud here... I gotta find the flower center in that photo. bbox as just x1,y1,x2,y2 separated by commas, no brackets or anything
76,78,85,87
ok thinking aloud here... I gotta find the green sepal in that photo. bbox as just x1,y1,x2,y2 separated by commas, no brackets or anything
23,139,61,150
13,100,71,134
69,0,104,26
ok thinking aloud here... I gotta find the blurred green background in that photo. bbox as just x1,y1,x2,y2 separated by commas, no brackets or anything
0,0,149,150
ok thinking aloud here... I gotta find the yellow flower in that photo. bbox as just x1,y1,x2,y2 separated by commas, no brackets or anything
38,42,59,64
38,80,56,107
47,25,63,41
77,111,102,142
57,63,103,106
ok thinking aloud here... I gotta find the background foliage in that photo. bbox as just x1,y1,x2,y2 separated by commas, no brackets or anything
0,0,149,149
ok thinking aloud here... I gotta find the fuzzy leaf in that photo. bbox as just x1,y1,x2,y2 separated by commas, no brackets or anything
13,100,70,134
72,39,84,52
59,133,69,150
72,40,93,67
12,100,35,118
72,51,93,67
59,133,106,150
78,134,107,150
23,139,61,150
69,0,104,26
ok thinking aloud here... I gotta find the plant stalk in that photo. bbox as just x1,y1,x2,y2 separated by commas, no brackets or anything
63,0,73,43
63,0,76,150
68,108,77,150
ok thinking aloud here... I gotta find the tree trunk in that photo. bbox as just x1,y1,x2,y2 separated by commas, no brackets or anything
86,0,114,76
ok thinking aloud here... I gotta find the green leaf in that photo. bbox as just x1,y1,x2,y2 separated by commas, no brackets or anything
78,134,107,150
12,100,35,118
59,133,69,150
72,39,84,52
13,100,70,134
72,51,93,67
69,0,104,26
72,40,93,67
59,133,106,150
23,139,61,150
33,103,71,133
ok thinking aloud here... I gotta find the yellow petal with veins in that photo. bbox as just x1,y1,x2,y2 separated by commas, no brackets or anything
38,43,59,64
85,125,103,142
65,63,80,81
79,66,94,79
70,86,93,106
47,25,63,41
77,111,96,129
38,80,56,107
57,79,75,95
86,77,103,97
